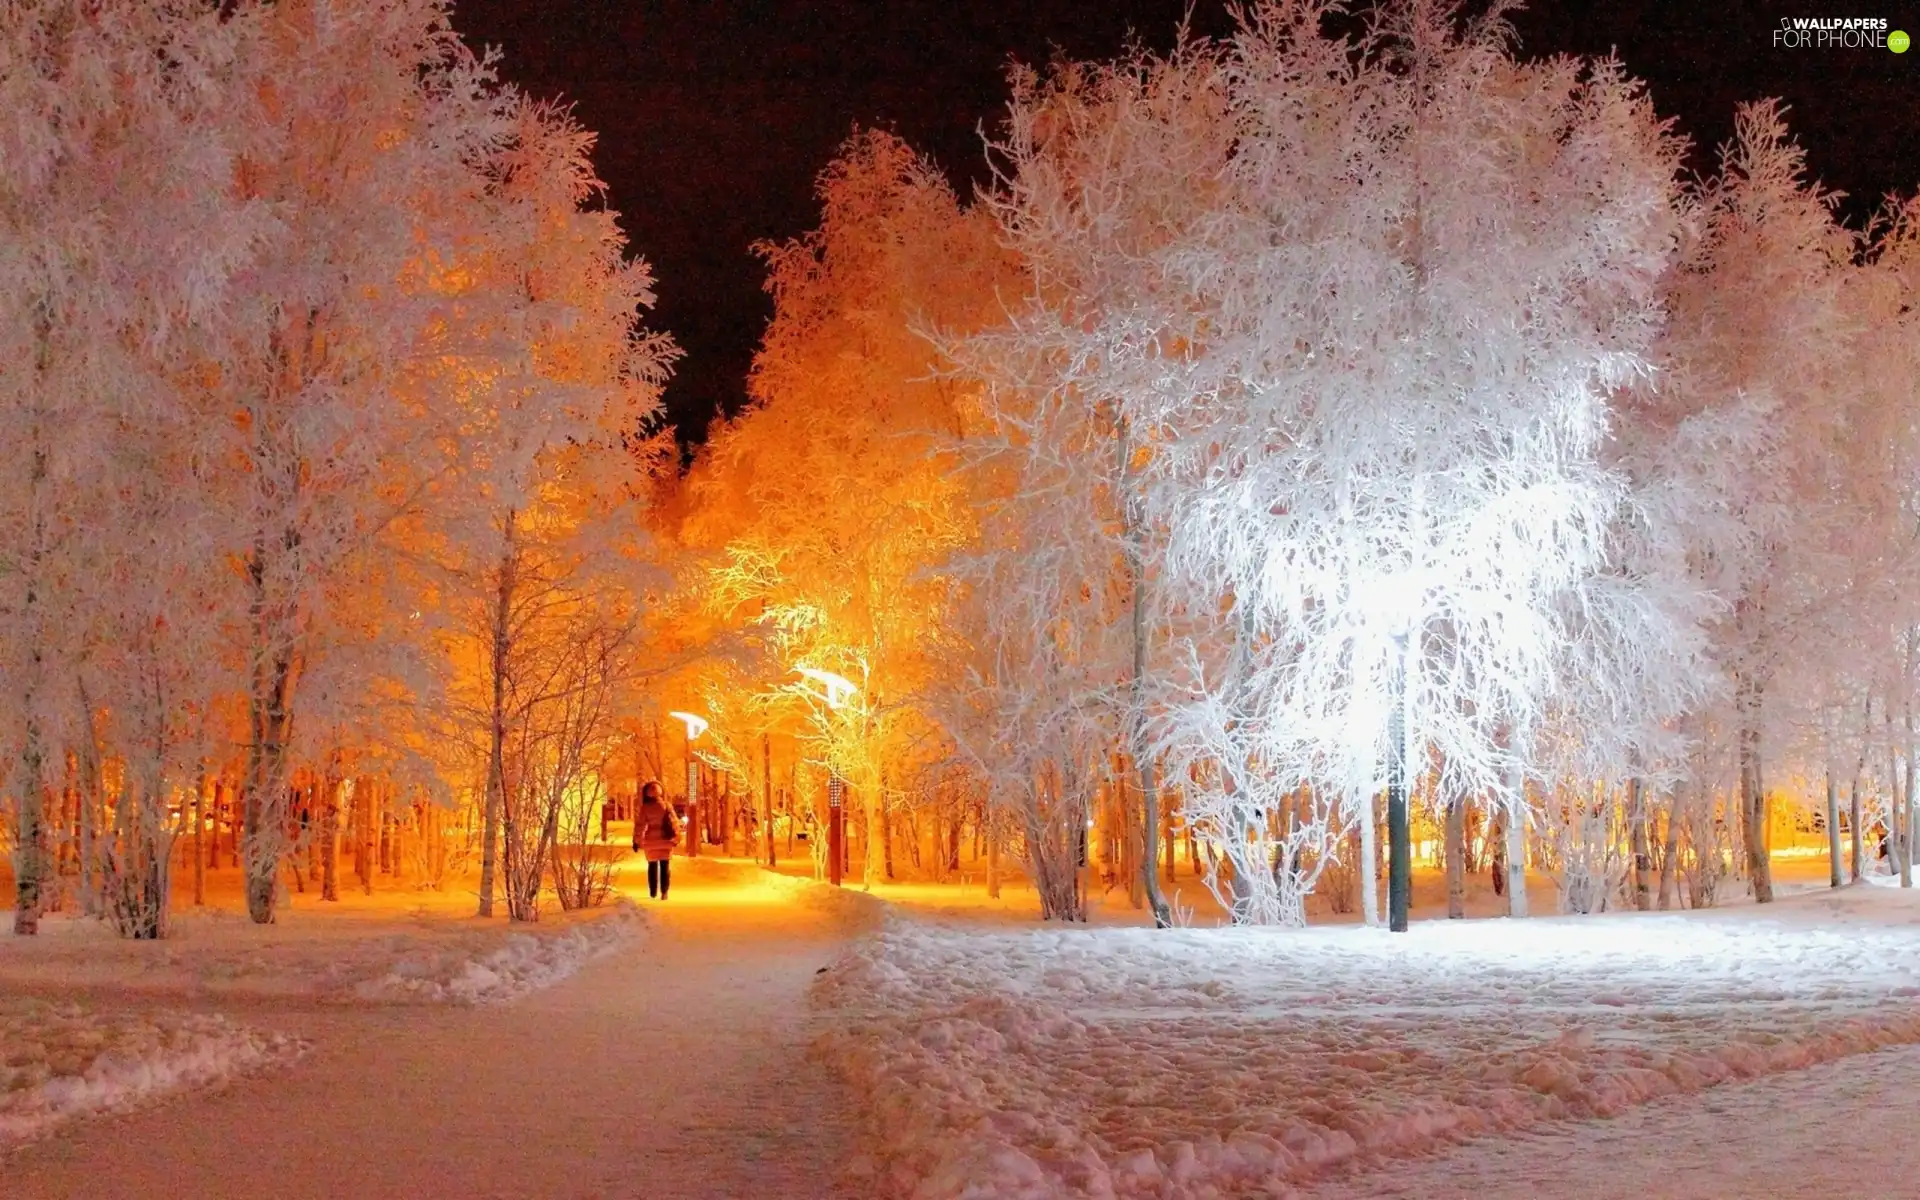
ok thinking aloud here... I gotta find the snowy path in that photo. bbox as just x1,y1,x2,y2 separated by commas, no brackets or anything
6,864,868,1199
1306,1040,1920,1198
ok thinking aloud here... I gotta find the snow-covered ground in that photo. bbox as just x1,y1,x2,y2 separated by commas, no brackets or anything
1304,1038,1920,1198
6,861,866,1198
0,997,300,1151
812,881,1920,1199
0,886,643,1005
2,871,646,1159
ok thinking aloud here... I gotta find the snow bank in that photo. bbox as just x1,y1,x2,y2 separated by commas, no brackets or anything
0,898,646,1006
0,998,300,1151
756,867,891,928
813,890,1920,1198
347,899,645,1005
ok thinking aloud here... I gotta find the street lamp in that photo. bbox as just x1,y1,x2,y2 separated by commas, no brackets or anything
793,666,859,886
668,711,707,859
795,666,859,710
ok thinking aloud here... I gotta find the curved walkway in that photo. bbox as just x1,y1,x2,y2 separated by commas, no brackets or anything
8,863,867,1200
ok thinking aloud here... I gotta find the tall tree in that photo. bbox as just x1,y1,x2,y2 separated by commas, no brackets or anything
972,0,1688,928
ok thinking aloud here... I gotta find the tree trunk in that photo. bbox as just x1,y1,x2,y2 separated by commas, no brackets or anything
11,312,54,937
1387,642,1411,933
193,774,208,907
986,804,1002,899
1657,788,1680,910
1628,776,1653,911
1358,787,1380,927
1904,687,1915,889
763,734,775,869
1489,806,1507,896
1444,791,1465,919
12,743,47,936
880,781,895,881
1161,793,1175,882
1117,417,1173,928
320,773,339,902
862,773,883,889
1505,758,1528,918
1826,771,1843,889
479,509,516,918
241,641,296,925
1736,672,1773,903
361,780,376,896
1850,774,1864,883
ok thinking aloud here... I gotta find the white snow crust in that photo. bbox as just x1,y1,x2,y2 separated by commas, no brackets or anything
0,898,645,1006
812,886,1920,1198
346,898,645,1005
0,998,300,1152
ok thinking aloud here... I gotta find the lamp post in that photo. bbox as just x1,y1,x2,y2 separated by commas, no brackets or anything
795,666,860,887
1386,633,1411,933
668,711,708,860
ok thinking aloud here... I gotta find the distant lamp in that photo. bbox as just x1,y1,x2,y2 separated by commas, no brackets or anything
794,666,859,710
668,711,709,741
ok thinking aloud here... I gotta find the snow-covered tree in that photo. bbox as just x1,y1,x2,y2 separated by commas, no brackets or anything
682,131,1008,888
973,0,1690,928
0,0,264,934
1650,101,1885,903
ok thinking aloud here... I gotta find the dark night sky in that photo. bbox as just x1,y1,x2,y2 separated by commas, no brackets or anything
448,1,1919,446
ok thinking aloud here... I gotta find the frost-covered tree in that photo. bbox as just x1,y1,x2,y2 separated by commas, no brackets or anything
0,0,264,933
958,42,1233,924
432,97,675,920
976,0,1689,928
684,131,1008,889
1651,101,1882,903
190,0,632,924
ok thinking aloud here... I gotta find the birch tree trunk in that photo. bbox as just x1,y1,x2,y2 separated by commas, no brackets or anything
986,801,1002,899
1489,806,1507,896
10,375,51,936
1358,788,1380,927
1826,771,1843,888
193,774,208,907
1628,776,1653,911
1505,758,1528,918
241,548,298,925
1904,682,1915,889
1736,672,1773,903
1657,788,1680,910
1117,416,1173,927
479,509,516,918
319,773,339,902
763,734,775,869
1850,774,1864,882
1444,791,1465,919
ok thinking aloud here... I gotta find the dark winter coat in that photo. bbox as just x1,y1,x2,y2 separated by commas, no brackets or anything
634,797,678,863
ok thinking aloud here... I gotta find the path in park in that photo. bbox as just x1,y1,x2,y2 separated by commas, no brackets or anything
8,863,868,1200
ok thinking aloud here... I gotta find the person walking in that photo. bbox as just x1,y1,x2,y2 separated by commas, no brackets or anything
632,781,679,900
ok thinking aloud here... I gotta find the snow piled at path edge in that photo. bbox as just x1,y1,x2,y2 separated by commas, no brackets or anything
347,897,646,1005
810,887,1920,1199
0,999,302,1152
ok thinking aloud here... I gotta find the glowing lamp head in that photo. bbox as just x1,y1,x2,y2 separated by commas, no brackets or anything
794,666,859,710
668,711,709,740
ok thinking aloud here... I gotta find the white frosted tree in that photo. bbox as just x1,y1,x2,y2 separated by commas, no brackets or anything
436,97,675,920
978,0,1689,928
186,0,593,924
1651,100,1880,903
0,0,264,934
